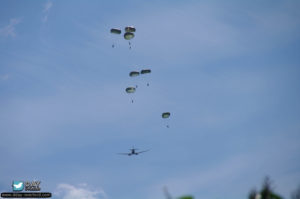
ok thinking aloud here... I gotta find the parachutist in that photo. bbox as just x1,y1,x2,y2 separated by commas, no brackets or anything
110,28,121,48
162,112,171,128
124,32,134,49
126,87,136,103
141,69,151,87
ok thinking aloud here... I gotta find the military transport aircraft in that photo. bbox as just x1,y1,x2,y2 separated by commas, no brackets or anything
118,147,150,156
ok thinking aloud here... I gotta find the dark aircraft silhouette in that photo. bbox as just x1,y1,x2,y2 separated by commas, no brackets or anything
118,147,149,156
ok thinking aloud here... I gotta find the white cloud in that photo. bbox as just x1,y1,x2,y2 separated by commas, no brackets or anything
55,183,107,199
0,18,21,37
42,1,53,23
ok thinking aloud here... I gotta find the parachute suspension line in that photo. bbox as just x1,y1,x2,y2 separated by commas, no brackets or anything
165,119,170,128
166,120,170,128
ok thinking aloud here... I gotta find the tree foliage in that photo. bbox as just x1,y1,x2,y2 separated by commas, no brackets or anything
178,196,194,199
248,176,283,199
249,188,258,199
291,186,300,199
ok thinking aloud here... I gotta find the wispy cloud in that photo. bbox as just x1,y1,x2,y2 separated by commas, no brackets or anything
0,18,22,37
55,183,107,199
42,1,53,23
0,74,10,81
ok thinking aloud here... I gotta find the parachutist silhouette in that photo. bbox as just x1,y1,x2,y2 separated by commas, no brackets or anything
124,32,134,49
110,28,121,49
126,87,136,104
162,112,171,128
141,69,151,86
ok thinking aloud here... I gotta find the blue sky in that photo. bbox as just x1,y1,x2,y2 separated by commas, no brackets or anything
0,1,300,199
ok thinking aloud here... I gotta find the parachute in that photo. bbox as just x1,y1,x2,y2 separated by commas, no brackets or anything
141,69,151,74
125,26,136,33
110,28,121,34
129,71,140,77
129,71,140,88
162,112,170,118
124,32,135,40
162,112,171,128
140,69,151,86
126,87,136,103
124,26,136,49
110,28,121,48
126,87,136,93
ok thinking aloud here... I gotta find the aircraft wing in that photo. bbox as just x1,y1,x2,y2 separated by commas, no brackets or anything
137,149,150,154
117,153,130,155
